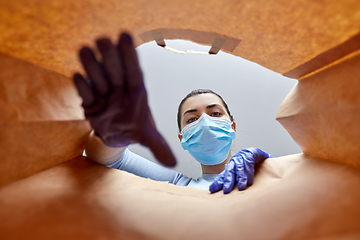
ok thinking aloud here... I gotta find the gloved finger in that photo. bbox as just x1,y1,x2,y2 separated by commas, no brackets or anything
79,47,109,96
145,128,176,167
223,160,235,194
235,156,248,191
256,148,273,160
117,33,144,90
241,150,255,186
247,147,272,164
96,38,124,87
209,170,225,193
73,73,96,107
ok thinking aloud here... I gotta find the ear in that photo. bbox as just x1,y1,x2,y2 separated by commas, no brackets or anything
231,121,236,132
178,133,182,142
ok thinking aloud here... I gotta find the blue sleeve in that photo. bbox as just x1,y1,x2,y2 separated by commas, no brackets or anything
107,148,188,185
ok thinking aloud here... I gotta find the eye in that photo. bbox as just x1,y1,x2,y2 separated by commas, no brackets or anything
186,117,198,123
211,112,221,117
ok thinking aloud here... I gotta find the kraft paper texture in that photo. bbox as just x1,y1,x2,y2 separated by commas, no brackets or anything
277,50,360,168
0,154,359,239
0,0,360,77
0,53,90,186
0,0,360,239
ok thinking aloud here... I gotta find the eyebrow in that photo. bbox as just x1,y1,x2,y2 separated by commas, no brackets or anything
183,103,223,117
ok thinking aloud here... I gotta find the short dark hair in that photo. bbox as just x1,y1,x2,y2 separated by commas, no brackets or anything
177,89,234,131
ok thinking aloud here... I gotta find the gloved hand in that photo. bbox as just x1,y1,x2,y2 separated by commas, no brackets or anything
209,147,272,194
73,33,176,166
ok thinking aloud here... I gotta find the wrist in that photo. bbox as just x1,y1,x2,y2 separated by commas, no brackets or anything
85,131,128,165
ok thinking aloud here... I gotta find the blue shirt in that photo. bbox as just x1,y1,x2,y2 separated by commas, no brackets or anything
107,148,217,191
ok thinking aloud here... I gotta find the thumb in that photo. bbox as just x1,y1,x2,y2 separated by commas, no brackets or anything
209,170,225,193
144,130,177,167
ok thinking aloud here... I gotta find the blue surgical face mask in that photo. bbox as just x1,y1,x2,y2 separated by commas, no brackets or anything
180,113,236,165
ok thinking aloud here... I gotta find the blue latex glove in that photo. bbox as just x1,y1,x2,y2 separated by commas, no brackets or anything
209,147,273,194
73,33,176,166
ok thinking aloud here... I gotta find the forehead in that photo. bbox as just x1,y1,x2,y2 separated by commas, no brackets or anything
181,93,225,114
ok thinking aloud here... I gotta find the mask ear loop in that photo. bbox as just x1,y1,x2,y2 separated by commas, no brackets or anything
231,121,236,132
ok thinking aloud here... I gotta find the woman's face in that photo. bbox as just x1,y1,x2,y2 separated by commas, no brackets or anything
179,93,235,132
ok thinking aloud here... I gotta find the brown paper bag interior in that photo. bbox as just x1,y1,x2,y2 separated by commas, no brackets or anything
0,0,360,239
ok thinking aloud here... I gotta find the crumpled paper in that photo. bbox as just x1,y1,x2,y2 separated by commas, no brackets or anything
277,50,360,168
0,53,90,186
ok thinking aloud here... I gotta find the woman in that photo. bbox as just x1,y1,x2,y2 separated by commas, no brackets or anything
74,33,271,194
